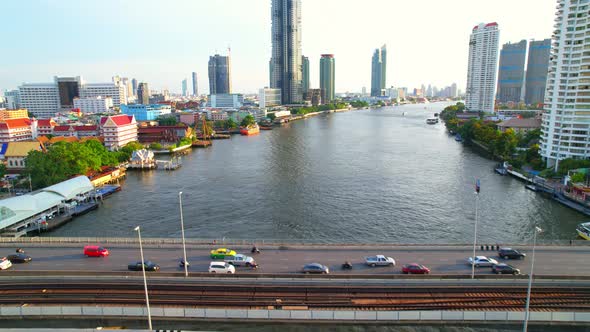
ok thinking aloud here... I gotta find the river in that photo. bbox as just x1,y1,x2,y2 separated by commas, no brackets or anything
51,102,586,243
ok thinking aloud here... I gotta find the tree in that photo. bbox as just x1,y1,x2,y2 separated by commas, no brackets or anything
0,163,6,179
157,115,178,126
267,113,276,121
225,118,238,129
149,142,163,150
571,172,586,184
240,114,256,127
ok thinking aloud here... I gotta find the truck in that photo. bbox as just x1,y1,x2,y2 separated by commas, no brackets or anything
365,255,396,267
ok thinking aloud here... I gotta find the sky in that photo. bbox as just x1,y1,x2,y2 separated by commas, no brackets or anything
0,0,555,94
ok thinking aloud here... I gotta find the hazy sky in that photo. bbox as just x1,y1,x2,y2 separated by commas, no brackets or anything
1,0,554,94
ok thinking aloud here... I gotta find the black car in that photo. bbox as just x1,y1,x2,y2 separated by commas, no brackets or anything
498,248,526,259
6,253,32,263
492,263,520,275
128,261,160,271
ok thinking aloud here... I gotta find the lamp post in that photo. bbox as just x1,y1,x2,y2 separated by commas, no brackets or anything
134,226,152,330
471,180,481,279
179,191,188,277
523,226,542,332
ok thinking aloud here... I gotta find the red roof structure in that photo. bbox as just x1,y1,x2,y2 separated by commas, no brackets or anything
100,115,135,126
0,118,32,129
37,119,56,127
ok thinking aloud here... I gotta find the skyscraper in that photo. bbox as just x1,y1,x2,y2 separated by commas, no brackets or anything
370,45,387,97
465,22,500,113
192,72,198,96
182,79,188,97
541,3,588,167
131,78,138,97
137,82,150,105
496,40,527,104
319,54,335,103
55,76,81,111
525,39,551,106
208,54,232,95
270,0,303,104
302,56,310,95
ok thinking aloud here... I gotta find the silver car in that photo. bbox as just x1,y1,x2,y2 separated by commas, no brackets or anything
467,256,499,267
302,263,329,274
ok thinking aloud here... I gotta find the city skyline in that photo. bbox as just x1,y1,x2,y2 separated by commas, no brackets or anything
1,0,553,94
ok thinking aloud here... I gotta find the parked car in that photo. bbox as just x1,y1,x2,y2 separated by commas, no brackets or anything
402,263,430,274
467,256,499,267
365,255,396,267
209,262,236,274
498,248,526,260
210,248,237,259
6,253,32,263
0,259,12,270
492,263,521,275
128,261,160,271
83,245,109,257
302,263,329,274
224,254,255,267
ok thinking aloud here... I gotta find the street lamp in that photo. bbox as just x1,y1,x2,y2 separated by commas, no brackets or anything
471,181,481,279
134,226,152,330
179,191,188,277
523,226,543,332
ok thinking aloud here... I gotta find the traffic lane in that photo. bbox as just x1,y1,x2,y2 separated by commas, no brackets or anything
2,247,588,276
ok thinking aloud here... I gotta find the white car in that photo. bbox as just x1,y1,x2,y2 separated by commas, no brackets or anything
467,256,498,267
0,259,12,270
209,261,236,274
224,254,255,267
365,255,396,267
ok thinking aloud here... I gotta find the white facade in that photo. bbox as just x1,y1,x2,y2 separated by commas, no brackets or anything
80,82,127,107
541,0,590,167
208,94,244,108
73,96,113,114
18,83,60,119
465,22,500,113
258,88,282,109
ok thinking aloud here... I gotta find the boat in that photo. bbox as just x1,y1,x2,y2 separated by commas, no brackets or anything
525,184,539,192
240,123,260,136
455,134,464,142
495,167,507,175
260,126,273,130
576,222,590,240
426,118,438,125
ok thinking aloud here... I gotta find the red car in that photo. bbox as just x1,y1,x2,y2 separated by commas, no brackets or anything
83,245,109,257
402,263,430,274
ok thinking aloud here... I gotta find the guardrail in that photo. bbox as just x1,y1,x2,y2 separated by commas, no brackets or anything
0,237,588,247
1,306,589,323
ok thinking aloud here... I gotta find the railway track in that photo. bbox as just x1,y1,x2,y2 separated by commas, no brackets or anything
0,282,589,311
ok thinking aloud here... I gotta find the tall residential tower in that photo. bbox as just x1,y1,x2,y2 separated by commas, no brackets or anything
302,55,310,97
319,54,335,103
465,22,500,113
541,2,589,167
270,0,303,104
208,54,232,95
192,72,198,96
370,45,387,97
525,39,551,106
496,40,526,104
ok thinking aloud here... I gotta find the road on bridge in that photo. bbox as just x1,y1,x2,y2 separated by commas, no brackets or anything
0,245,587,276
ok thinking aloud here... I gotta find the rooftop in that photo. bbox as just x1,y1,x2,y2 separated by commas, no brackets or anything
4,141,43,157
497,118,542,128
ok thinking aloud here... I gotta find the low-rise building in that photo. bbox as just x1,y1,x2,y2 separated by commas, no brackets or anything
179,112,202,126
73,96,113,114
497,118,541,133
137,125,192,143
0,109,28,120
4,141,44,173
0,118,33,143
100,114,138,150
120,104,172,122
33,118,57,137
206,110,228,121
207,94,244,108
258,88,281,109
52,125,99,138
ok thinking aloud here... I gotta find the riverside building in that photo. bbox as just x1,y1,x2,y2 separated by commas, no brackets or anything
465,22,500,113
371,45,387,97
208,54,232,95
541,1,590,167
319,54,335,103
496,40,527,104
525,39,551,106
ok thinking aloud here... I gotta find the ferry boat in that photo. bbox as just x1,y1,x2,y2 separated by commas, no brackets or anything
576,222,590,240
426,118,438,125
240,123,260,136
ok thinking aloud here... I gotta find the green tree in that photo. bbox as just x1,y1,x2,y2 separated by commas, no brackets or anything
149,142,163,150
225,118,238,129
571,172,586,184
157,115,178,126
267,113,276,121
0,163,6,179
240,114,256,127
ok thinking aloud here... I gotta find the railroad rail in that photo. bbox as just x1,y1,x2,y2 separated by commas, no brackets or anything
0,281,589,312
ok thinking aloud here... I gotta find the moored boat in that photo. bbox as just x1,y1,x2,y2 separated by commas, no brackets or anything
576,222,590,240
240,123,260,136
260,126,273,130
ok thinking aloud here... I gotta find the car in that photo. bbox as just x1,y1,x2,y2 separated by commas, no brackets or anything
402,263,430,274
0,259,12,270
210,248,237,259
492,263,521,275
467,256,499,267
209,261,236,274
6,253,32,263
365,255,396,267
83,245,109,257
302,263,329,274
127,261,160,271
498,248,526,260
224,254,255,267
